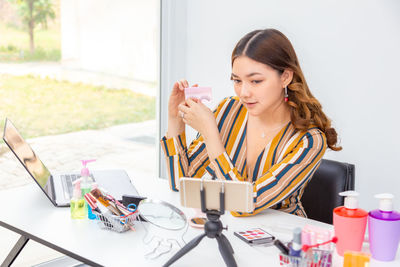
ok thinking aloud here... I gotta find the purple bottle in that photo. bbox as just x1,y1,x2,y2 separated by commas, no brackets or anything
368,193,400,261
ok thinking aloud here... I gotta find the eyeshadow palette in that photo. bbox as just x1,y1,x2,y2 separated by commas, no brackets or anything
234,228,275,245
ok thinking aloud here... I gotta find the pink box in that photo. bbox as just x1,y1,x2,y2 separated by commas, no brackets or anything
184,87,212,102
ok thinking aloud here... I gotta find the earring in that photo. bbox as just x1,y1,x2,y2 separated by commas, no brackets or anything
284,86,289,102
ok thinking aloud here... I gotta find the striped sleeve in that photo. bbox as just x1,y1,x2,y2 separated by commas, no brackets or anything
212,130,327,216
160,132,189,191
160,98,231,191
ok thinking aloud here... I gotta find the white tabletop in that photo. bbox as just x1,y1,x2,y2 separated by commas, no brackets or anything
0,175,399,267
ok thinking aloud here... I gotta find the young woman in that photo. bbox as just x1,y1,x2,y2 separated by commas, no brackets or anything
161,29,341,217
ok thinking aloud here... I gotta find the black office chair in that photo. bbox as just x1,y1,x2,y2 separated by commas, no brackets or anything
301,159,355,224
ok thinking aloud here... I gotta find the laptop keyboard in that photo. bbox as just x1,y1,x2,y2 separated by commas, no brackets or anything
61,174,95,198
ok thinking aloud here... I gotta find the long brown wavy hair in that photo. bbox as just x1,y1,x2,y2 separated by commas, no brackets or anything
231,28,341,151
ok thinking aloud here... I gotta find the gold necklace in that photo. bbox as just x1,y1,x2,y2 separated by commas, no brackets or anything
260,121,289,138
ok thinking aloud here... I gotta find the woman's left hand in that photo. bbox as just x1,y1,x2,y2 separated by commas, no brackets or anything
178,98,217,138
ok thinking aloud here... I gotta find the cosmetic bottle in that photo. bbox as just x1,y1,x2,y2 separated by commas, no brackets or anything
70,179,86,219
368,193,400,261
289,227,302,257
333,191,368,256
86,183,99,220
343,251,370,267
80,159,96,219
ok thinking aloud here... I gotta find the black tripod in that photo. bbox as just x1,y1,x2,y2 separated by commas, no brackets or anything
163,180,237,267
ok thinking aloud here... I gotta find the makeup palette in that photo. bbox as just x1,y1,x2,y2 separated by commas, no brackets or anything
234,228,275,245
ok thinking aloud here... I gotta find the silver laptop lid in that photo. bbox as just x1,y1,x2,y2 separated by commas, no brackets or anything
2,118,56,203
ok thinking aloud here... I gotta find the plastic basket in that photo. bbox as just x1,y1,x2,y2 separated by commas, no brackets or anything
93,211,137,233
279,249,332,267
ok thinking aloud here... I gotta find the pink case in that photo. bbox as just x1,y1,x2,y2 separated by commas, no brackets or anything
184,87,212,102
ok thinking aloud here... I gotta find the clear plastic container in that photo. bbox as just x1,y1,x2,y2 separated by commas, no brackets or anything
279,249,332,267
93,211,137,233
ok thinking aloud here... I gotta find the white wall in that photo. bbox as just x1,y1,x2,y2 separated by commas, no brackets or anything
160,0,400,211
61,0,158,82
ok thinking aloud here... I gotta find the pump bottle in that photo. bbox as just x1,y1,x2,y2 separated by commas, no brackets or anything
70,179,86,219
368,193,400,261
333,191,368,256
80,159,96,219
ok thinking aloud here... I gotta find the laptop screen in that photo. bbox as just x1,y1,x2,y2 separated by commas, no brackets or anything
3,119,54,200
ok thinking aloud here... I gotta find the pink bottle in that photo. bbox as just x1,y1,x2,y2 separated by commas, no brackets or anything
368,193,400,261
333,191,368,256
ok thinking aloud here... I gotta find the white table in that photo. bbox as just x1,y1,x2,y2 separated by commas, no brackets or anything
0,175,399,267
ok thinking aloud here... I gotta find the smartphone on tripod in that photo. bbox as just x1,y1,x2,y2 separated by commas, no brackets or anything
164,178,254,267
179,178,254,213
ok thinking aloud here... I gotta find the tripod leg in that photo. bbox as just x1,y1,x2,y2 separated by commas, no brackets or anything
220,233,234,254
163,233,207,267
216,235,237,267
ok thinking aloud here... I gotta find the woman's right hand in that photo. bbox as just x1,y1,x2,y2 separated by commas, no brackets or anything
167,79,197,138
168,79,198,120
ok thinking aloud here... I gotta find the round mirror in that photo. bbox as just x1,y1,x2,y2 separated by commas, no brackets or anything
138,199,187,230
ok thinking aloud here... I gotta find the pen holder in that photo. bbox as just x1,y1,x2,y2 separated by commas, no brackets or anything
279,249,333,267
93,211,137,233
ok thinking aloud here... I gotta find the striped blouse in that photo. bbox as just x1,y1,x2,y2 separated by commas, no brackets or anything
161,96,327,217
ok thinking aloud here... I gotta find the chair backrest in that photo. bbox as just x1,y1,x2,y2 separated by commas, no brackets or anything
301,159,355,224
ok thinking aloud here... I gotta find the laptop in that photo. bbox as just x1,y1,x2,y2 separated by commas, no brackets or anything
2,118,140,207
